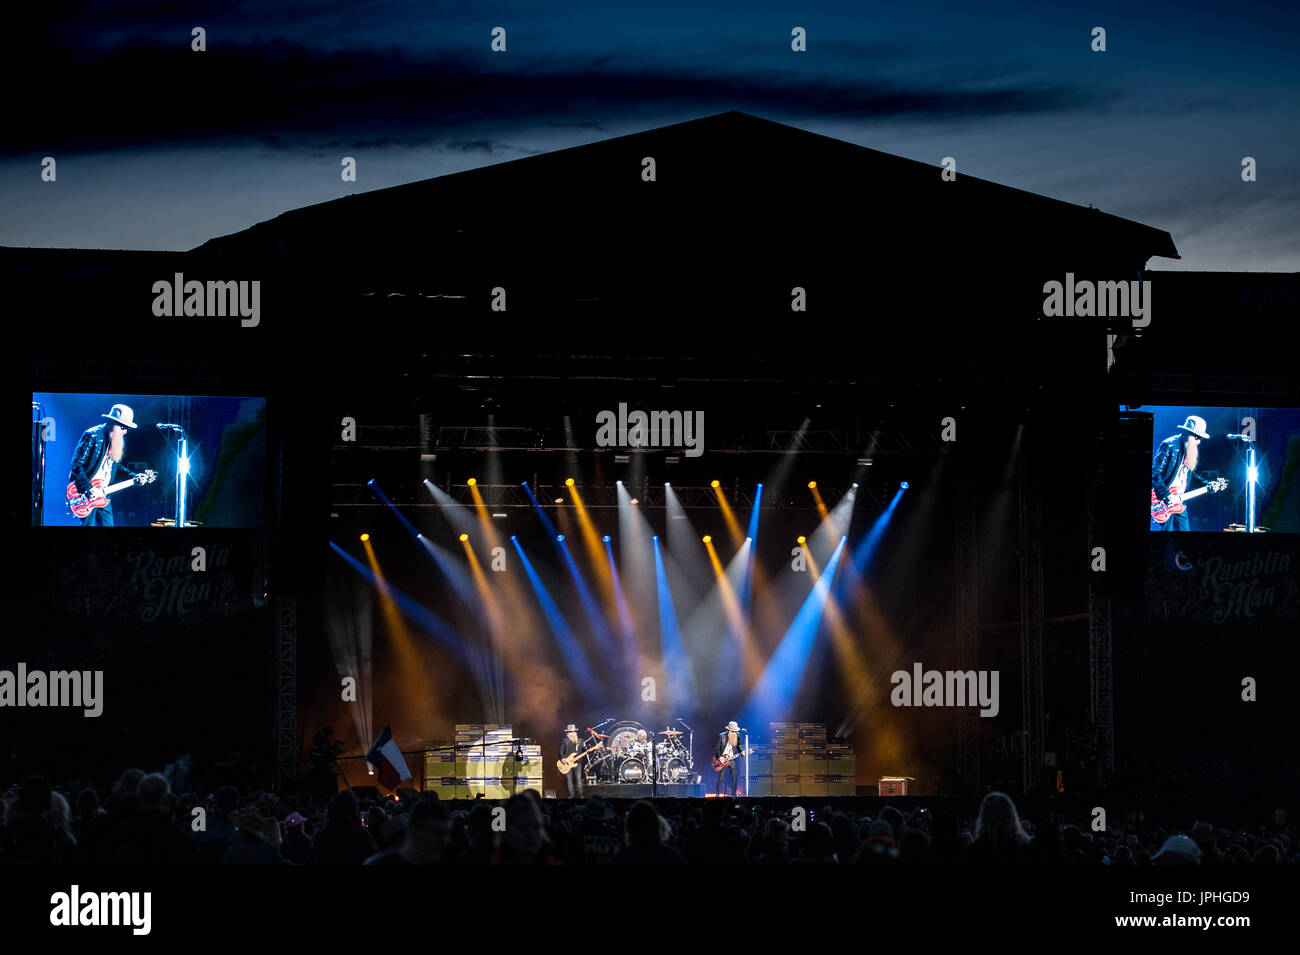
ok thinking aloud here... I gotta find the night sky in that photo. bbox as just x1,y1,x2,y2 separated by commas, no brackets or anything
4,0,1297,271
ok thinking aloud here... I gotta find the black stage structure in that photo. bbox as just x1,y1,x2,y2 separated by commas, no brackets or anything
9,112,1299,809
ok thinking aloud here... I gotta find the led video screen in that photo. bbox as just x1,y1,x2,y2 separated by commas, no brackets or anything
1145,405,1300,533
31,392,266,527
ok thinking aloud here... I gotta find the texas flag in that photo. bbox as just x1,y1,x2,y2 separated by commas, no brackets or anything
365,725,412,790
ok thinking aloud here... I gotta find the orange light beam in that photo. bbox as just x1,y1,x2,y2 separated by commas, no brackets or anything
704,536,763,684
713,485,744,547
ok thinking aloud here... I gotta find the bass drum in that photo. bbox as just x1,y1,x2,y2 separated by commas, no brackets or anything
659,757,688,783
618,757,648,783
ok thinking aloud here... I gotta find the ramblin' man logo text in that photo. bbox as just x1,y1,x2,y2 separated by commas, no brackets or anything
595,403,704,458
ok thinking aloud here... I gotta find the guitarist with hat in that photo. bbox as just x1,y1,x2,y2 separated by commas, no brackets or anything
67,403,153,526
713,721,749,798
558,723,601,799
1151,415,1223,532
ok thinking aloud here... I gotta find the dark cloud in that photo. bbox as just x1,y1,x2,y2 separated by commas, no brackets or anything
5,28,1118,156
442,139,535,155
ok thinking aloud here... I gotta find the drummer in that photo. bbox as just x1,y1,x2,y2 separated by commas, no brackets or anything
629,729,650,756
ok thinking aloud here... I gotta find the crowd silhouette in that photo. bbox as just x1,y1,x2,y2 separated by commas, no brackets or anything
3,769,1294,866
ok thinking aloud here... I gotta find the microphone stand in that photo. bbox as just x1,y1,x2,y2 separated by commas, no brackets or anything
32,401,46,525
156,426,190,527
331,752,354,791
176,431,189,527
1245,439,1257,534
744,729,750,799
651,730,657,798
677,718,694,785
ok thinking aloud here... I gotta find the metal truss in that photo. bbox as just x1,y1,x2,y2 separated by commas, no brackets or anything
1141,372,1299,398
954,460,981,792
1087,590,1115,780
330,481,892,510
1085,435,1116,784
1017,441,1045,794
32,358,264,383
275,595,298,792
334,424,946,455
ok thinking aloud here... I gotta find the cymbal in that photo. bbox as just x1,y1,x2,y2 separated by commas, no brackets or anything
587,730,610,738
657,730,683,736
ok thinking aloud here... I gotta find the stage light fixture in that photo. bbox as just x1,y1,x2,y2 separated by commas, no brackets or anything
459,533,469,542
901,481,910,490
467,477,476,486
367,478,375,486
554,497,564,504
616,479,623,485
852,483,859,489
565,478,575,487
630,498,639,505
556,534,565,542
360,533,370,542
711,480,720,488
703,535,712,543
797,535,806,544
808,481,817,489
603,535,611,543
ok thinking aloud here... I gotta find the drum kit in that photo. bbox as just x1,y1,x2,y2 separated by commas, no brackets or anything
582,719,697,786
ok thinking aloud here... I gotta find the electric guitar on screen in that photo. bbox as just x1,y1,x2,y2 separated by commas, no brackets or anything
66,470,158,519
1150,477,1228,524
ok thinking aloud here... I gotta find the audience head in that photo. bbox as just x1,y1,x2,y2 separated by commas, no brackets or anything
502,794,545,858
405,798,453,862
1152,834,1201,865
974,791,1029,847
625,800,664,849
136,773,172,814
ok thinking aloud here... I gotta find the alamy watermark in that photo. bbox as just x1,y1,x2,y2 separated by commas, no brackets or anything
1041,273,1150,328
0,664,103,717
595,403,703,457
890,663,999,717
50,886,150,935
151,273,260,327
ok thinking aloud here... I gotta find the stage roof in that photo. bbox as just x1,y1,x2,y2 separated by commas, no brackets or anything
190,111,1180,268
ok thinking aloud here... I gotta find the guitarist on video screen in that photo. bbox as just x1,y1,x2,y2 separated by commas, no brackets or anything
67,403,153,526
1151,415,1216,532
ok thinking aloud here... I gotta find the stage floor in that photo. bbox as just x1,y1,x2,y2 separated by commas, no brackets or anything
583,782,708,798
